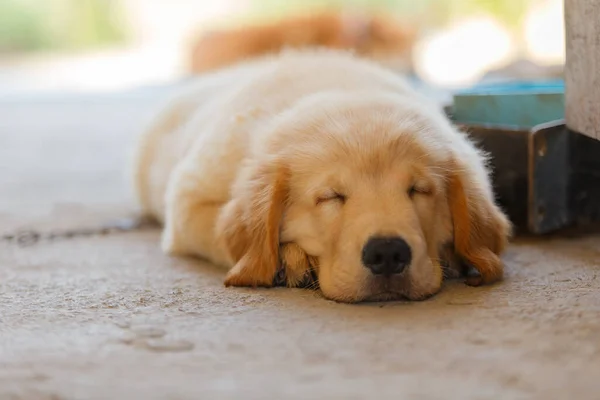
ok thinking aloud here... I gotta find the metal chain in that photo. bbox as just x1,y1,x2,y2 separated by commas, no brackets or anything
0,216,158,248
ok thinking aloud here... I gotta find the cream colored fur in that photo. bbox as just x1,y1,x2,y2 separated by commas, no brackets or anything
133,49,510,303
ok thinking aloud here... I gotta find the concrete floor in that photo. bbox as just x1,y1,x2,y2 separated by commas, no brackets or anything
1,89,600,400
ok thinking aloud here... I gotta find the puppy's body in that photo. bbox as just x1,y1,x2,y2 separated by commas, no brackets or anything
134,50,510,302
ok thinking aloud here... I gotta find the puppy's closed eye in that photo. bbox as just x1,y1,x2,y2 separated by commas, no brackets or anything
408,183,432,198
316,190,347,205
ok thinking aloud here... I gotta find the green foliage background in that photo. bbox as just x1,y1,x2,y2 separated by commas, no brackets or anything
0,0,126,53
0,0,529,54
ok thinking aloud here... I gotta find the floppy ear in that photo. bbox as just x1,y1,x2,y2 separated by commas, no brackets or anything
447,162,512,286
216,159,288,288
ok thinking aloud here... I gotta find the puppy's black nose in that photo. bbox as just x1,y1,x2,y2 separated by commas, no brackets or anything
362,236,412,276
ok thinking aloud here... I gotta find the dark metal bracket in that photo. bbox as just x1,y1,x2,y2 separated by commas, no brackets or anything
460,120,600,234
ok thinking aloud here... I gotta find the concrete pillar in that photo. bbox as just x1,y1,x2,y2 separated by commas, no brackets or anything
564,0,600,140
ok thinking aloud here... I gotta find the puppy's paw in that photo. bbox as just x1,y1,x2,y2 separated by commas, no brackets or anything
464,266,483,286
160,225,182,256
276,243,318,288
440,244,464,280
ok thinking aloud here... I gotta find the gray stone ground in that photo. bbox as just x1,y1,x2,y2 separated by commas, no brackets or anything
1,88,600,400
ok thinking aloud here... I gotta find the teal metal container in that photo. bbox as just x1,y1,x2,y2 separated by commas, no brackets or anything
452,80,565,129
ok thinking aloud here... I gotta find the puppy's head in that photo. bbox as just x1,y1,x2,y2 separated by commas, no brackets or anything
217,93,510,302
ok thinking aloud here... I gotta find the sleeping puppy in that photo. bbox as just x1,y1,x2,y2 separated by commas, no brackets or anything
133,49,511,303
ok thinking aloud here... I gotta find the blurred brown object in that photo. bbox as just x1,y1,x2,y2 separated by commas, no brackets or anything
189,12,417,74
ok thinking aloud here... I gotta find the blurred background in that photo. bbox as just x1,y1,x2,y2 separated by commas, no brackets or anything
0,0,564,99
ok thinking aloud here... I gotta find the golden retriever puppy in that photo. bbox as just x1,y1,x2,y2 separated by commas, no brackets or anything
133,49,511,303
189,12,416,74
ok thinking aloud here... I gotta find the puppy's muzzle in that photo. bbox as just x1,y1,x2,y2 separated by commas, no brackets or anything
362,236,412,276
